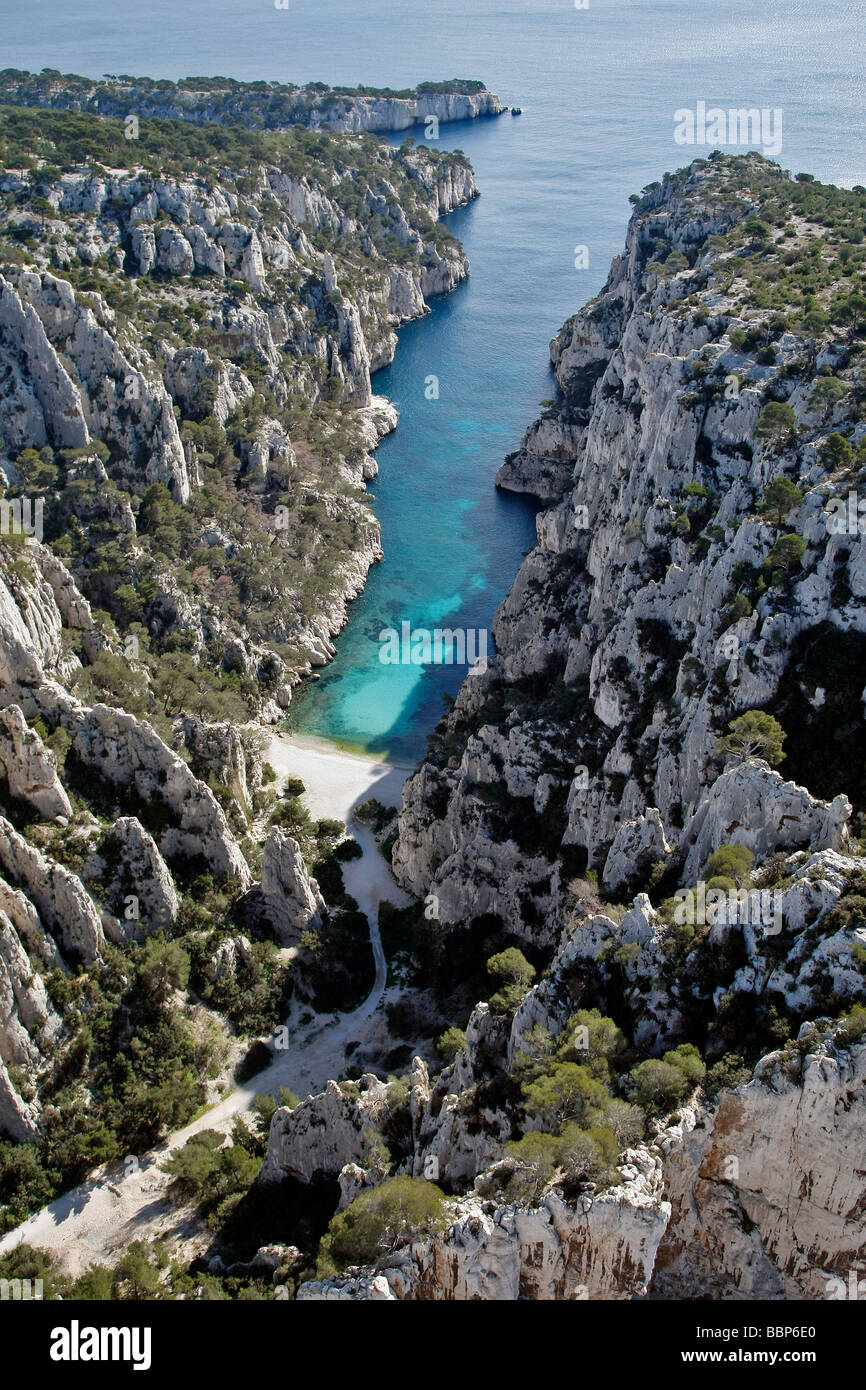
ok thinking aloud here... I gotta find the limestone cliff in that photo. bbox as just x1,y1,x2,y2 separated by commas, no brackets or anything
283,154,866,1302
0,116,476,703
394,154,866,948
0,71,506,137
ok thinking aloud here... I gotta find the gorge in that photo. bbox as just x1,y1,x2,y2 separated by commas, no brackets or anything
0,40,864,1308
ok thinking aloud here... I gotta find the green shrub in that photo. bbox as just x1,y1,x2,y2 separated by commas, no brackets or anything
759,476,803,526
631,1058,689,1114
705,842,755,886
755,402,798,447
317,1176,448,1275
435,1027,467,1064
487,947,536,1015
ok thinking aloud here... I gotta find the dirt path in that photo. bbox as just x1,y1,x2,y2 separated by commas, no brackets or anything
0,739,410,1276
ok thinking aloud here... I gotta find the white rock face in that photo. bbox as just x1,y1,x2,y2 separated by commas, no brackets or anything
394,155,866,951
261,1075,389,1184
292,1031,866,1302
0,543,80,692
0,273,88,452
0,816,103,964
37,696,251,887
299,1152,669,1301
0,877,62,972
0,1057,40,1141
679,761,851,884
259,829,325,945
302,91,506,136
603,806,671,895
0,75,506,139
0,704,71,820
409,1019,514,1185
653,1041,866,1299
179,716,257,819
0,909,61,1067
2,269,192,499
204,934,253,984
97,817,180,938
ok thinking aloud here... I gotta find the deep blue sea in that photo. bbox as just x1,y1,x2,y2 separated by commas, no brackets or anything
6,0,866,759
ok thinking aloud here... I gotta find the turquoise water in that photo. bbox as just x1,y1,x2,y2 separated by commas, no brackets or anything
7,0,866,760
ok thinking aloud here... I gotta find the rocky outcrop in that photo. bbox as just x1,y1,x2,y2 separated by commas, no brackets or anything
261,1075,389,1185
653,1040,866,1299
33,696,251,887
508,846,866,1058
0,1058,40,1142
0,900,63,1140
179,717,258,820
679,760,851,883
0,542,82,692
94,816,180,938
0,704,71,820
204,934,254,984
2,270,192,499
0,877,63,972
395,154,866,952
258,830,325,945
0,817,103,964
0,909,61,1065
297,1032,866,1302
299,1150,669,1301
408,1014,513,1186
0,72,506,137
603,806,672,896
1,132,476,691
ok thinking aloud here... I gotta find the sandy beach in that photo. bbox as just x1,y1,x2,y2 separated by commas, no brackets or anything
266,731,412,825
0,733,416,1273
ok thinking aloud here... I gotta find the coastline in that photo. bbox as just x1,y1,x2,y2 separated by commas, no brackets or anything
267,730,411,825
